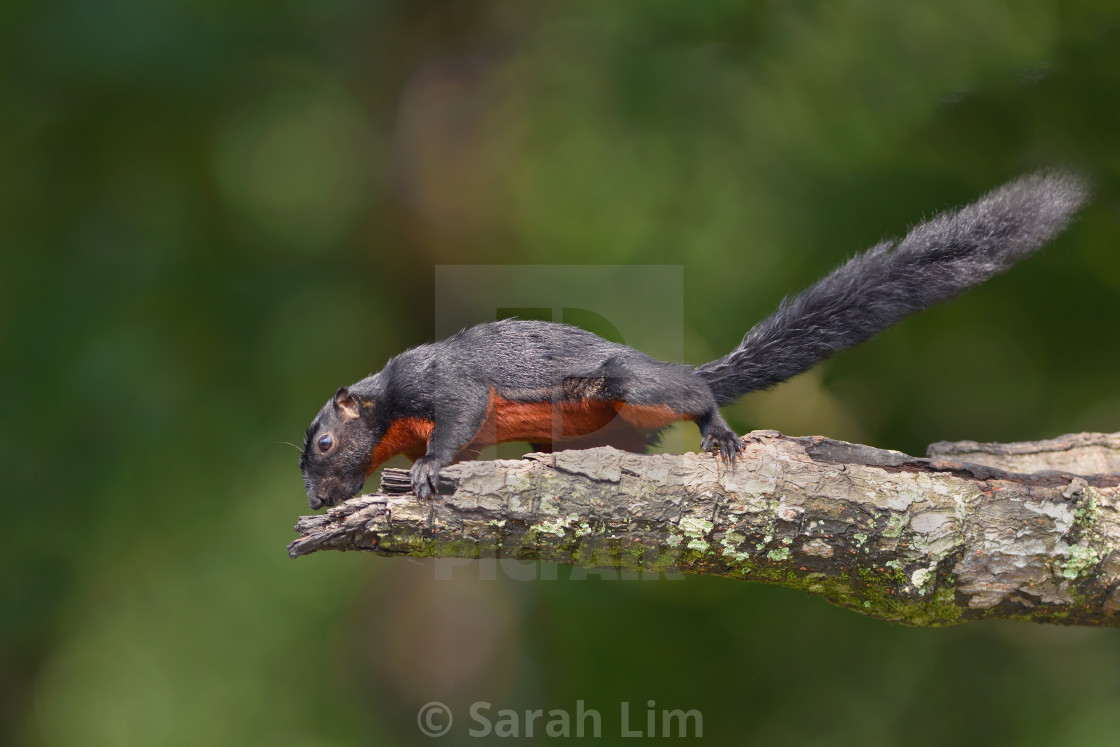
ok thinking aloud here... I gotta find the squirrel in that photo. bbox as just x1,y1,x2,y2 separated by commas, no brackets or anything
300,172,1088,508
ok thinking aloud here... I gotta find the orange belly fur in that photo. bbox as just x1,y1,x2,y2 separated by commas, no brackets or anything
366,392,689,471
368,417,434,473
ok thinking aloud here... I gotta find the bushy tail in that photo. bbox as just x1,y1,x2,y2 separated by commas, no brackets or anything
696,171,1089,405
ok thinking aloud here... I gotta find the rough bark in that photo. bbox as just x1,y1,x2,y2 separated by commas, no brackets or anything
928,431,1120,475
289,430,1120,627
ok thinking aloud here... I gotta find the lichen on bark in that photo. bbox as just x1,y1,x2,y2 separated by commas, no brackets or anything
289,431,1120,628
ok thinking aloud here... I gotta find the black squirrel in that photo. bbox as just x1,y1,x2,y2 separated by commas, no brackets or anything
300,172,1088,508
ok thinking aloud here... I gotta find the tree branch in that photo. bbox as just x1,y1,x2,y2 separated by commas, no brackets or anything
289,430,1120,627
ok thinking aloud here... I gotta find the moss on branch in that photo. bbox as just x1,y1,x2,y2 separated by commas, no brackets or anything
289,431,1120,628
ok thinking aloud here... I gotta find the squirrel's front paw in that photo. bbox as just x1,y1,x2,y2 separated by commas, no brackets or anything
409,456,443,500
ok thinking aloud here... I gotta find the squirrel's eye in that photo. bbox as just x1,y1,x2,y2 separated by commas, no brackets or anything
317,434,334,453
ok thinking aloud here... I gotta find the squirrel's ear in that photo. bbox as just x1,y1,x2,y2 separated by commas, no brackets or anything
333,386,360,421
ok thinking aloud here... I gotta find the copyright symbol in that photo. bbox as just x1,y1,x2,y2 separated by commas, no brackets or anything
417,701,453,737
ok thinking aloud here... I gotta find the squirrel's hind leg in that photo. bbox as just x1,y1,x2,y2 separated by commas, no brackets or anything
590,357,742,461
696,409,742,462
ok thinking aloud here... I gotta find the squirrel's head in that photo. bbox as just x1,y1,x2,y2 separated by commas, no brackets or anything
300,386,376,510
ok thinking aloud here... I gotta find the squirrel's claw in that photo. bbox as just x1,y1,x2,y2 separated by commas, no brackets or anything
410,456,442,500
701,430,741,463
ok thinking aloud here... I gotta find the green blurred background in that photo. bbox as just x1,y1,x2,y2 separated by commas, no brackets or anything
5,1,1120,744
